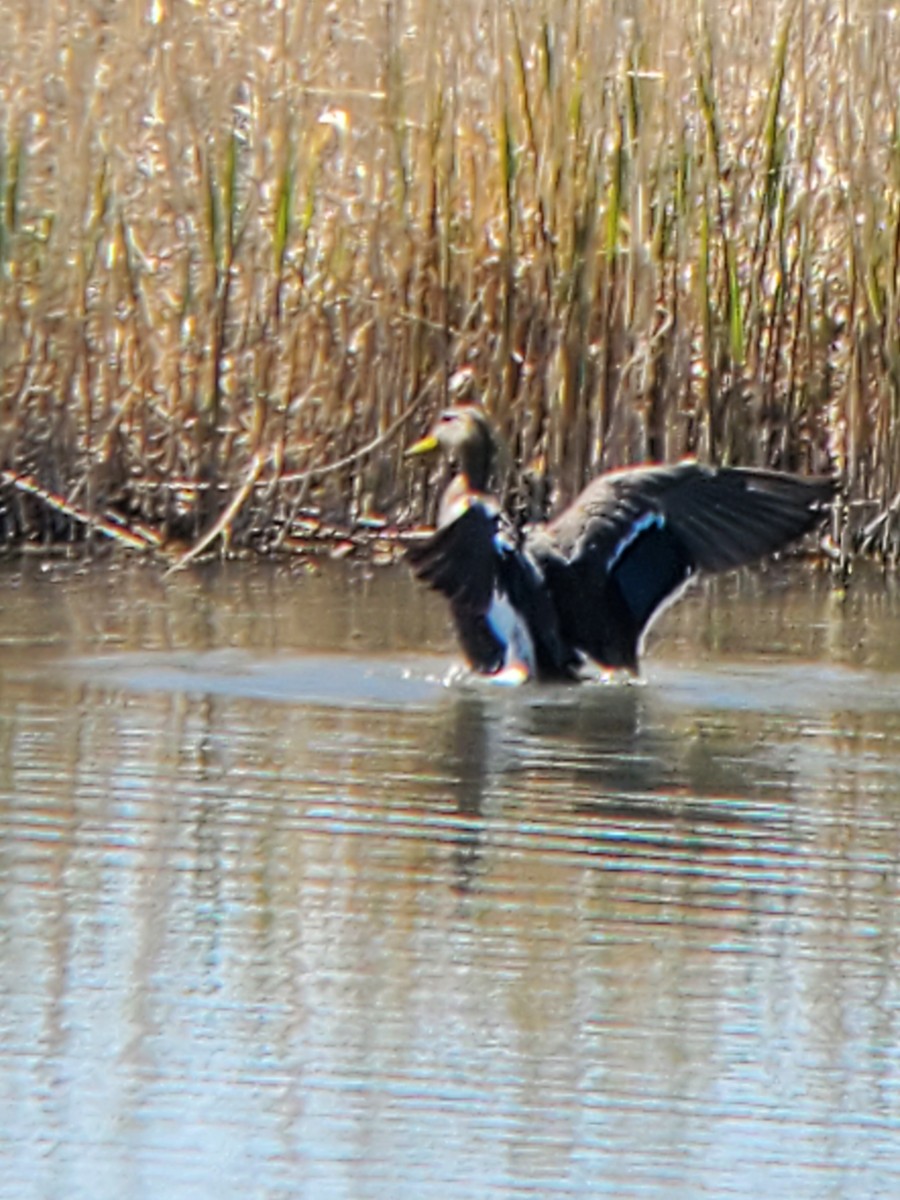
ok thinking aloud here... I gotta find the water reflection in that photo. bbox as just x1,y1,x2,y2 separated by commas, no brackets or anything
0,559,899,1199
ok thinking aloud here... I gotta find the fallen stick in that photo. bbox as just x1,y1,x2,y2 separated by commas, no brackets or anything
0,470,161,550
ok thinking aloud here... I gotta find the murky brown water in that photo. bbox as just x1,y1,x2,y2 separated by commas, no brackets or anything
1,557,899,1199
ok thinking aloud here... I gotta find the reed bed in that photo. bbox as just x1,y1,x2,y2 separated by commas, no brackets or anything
0,0,898,560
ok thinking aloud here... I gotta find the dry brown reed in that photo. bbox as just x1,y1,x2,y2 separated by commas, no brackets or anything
1,0,898,558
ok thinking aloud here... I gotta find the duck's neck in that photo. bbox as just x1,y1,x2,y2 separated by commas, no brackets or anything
457,433,493,494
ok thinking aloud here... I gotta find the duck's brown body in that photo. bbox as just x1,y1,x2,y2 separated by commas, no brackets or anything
407,407,836,681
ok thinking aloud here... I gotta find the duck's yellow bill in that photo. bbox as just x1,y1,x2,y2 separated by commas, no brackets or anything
405,433,439,457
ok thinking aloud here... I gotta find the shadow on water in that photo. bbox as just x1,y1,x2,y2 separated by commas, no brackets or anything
1,558,900,1199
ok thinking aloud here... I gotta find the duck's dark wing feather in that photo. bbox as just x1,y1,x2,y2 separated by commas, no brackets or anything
406,502,499,612
406,500,578,678
406,502,508,673
532,462,835,671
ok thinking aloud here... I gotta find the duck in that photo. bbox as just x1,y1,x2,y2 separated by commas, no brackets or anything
406,405,836,682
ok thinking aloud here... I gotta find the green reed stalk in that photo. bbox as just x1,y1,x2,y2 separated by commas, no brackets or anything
749,2,794,375
0,132,22,271
695,16,744,371
198,128,241,523
497,71,516,422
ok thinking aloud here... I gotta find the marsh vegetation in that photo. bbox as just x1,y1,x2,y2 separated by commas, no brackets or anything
1,0,898,559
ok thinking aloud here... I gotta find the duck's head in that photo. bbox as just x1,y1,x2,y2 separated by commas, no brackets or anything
406,405,497,493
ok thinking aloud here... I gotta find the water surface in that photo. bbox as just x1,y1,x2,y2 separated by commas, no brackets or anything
1,558,899,1199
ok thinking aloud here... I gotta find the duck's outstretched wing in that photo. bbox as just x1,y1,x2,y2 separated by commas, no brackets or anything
406,502,499,612
406,501,576,678
406,502,508,673
534,462,836,671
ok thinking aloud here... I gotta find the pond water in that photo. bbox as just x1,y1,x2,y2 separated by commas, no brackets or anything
1,556,899,1199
